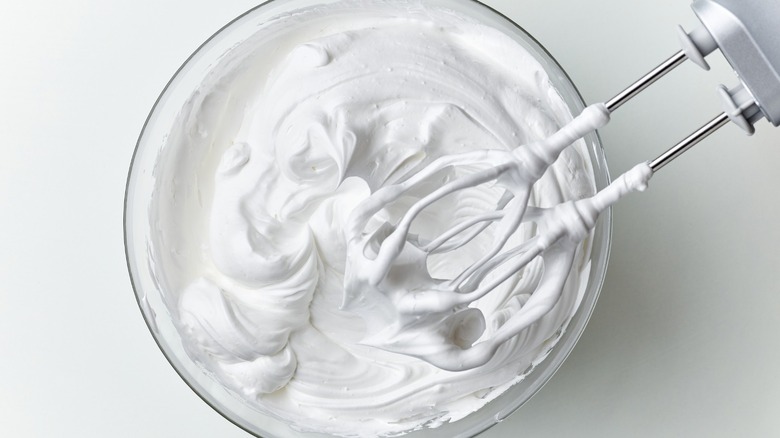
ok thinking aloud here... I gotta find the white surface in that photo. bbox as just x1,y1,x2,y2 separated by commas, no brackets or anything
1,0,778,437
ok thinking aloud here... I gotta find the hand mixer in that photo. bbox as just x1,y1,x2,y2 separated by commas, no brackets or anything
342,0,780,370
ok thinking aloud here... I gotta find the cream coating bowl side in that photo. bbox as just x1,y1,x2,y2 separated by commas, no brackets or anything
124,0,612,436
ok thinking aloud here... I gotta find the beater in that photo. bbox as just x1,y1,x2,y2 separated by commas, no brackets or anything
343,0,780,370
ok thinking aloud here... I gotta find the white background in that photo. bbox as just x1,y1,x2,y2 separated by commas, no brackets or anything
2,0,779,436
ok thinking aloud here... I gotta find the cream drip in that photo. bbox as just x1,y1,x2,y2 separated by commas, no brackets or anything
151,1,633,436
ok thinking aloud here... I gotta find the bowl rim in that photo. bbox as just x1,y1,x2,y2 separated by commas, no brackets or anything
123,1,612,436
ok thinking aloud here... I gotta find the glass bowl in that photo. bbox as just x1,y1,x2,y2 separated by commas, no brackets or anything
124,0,611,436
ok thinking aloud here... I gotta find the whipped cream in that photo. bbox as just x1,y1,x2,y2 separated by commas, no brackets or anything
148,1,639,436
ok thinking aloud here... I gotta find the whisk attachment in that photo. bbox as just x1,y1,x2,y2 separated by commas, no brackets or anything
341,105,652,370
